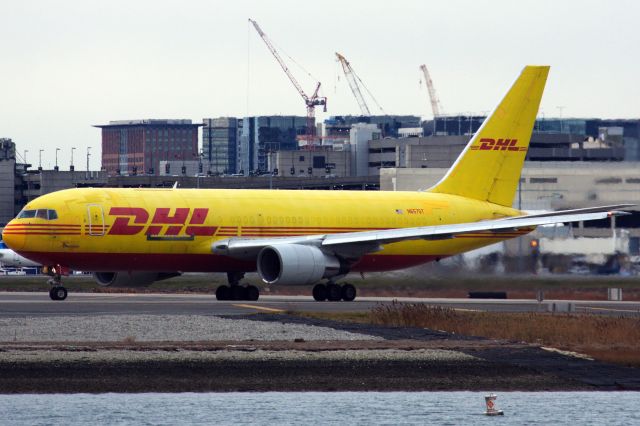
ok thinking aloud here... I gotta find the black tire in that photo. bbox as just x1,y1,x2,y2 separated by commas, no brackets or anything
341,284,357,302
49,287,59,301
231,285,248,301
216,285,230,301
326,283,342,302
312,284,327,301
246,285,260,301
53,287,67,301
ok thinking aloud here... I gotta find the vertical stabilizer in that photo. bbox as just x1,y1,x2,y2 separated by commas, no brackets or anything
428,66,549,207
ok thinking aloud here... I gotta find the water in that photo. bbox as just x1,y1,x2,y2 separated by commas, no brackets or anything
0,392,638,425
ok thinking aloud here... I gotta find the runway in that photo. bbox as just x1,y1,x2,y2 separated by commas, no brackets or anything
0,292,638,317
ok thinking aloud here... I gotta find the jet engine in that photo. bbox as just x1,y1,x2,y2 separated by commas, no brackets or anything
92,271,181,287
257,244,344,286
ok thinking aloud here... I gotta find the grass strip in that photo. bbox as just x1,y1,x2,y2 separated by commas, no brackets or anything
292,303,640,368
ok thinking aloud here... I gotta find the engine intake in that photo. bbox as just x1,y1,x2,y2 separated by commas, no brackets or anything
93,271,181,287
257,244,342,286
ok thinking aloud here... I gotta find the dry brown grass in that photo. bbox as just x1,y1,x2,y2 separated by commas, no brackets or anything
122,335,137,344
369,302,640,367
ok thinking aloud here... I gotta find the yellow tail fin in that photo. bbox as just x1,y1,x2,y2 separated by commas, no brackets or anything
428,65,549,207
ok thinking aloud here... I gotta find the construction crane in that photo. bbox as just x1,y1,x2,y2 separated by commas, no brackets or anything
419,64,443,118
249,18,326,147
335,52,384,115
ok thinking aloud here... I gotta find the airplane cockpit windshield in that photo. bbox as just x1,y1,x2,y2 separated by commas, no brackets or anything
17,209,58,220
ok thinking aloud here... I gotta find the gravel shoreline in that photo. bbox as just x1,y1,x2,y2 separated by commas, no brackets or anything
0,347,586,393
1,314,638,393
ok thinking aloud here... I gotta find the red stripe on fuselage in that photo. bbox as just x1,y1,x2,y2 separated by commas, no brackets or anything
14,251,441,273
2,232,81,235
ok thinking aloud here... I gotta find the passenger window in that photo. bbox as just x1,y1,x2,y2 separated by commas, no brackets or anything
36,210,48,219
48,210,58,220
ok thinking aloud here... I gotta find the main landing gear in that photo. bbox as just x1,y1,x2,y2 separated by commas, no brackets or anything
312,282,356,302
45,266,68,301
215,272,260,301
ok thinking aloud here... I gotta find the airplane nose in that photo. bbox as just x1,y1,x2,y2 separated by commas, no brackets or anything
2,220,26,251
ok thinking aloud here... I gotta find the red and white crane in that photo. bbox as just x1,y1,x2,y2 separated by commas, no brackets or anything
249,19,326,147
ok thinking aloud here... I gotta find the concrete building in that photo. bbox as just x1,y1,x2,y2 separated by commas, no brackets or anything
271,149,351,178
367,135,468,174
324,115,420,137
0,139,16,226
238,116,307,175
423,115,486,136
159,160,202,177
22,170,107,203
350,123,381,177
202,117,238,175
95,119,200,176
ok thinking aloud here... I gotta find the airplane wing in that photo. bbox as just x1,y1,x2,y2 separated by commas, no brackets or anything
211,204,634,259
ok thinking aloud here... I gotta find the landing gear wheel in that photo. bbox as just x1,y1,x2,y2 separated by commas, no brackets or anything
246,285,260,301
341,284,356,302
312,284,327,301
49,287,67,301
216,285,230,301
326,283,342,302
230,285,248,301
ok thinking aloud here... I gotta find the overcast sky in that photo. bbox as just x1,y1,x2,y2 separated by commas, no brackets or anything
1,0,638,169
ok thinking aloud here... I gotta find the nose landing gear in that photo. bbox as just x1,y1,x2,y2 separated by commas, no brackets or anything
49,285,68,301
45,265,68,301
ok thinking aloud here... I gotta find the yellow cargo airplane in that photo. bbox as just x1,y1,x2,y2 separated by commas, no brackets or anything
1,66,631,301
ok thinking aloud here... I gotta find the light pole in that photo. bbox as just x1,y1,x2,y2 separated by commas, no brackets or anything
557,106,565,133
38,149,43,171
23,150,28,167
54,148,60,171
215,143,219,175
70,147,76,171
268,150,273,189
86,147,91,180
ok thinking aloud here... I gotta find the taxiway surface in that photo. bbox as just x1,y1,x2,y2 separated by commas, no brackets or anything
0,292,638,317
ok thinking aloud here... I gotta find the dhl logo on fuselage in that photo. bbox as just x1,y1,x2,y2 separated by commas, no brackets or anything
470,138,526,152
107,207,217,236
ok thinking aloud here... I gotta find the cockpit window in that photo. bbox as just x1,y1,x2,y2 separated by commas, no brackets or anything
17,209,58,220
17,209,36,219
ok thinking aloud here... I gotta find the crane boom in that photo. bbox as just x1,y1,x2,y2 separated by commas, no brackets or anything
335,52,371,115
249,19,308,103
419,64,443,117
249,19,326,147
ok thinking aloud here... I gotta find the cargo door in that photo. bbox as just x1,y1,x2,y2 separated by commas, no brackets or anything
87,204,105,236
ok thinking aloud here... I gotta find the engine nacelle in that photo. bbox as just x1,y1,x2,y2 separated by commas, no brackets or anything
93,271,181,288
257,244,342,286
0,249,40,267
